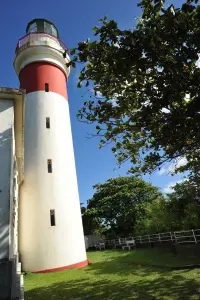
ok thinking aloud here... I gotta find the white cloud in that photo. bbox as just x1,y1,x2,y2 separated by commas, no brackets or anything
91,89,119,107
96,91,102,97
184,94,190,102
111,93,119,107
91,89,103,98
114,42,120,48
168,157,187,173
157,167,168,176
157,157,187,176
196,57,200,68
111,98,118,107
161,107,170,113
162,95,190,113
163,178,187,194
163,179,186,194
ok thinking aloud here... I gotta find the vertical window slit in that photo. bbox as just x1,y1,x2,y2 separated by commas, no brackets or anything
46,117,50,129
45,83,49,92
50,210,56,226
47,159,52,173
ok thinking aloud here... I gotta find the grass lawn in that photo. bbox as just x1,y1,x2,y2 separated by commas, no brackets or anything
25,248,200,300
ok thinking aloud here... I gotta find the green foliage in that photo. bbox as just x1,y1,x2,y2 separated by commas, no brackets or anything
134,198,170,235
83,175,200,237
84,176,163,237
80,202,102,236
167,180,200,230
82,213,103,236
71,0,200,176
135,178,200,235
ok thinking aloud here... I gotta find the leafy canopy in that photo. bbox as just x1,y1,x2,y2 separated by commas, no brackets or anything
135,178,200,235
70,0,200,175
82,176,200,238
166,179,200,230
85,176,163,237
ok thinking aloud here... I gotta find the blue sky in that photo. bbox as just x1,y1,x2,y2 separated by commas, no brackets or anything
1,0,186,204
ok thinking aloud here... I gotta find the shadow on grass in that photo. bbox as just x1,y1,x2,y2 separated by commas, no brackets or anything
86,250,186,276
26,279,147,300
25,274,200,300
25,251,200,300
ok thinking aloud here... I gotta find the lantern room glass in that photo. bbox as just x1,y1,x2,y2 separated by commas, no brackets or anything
26,19,59,38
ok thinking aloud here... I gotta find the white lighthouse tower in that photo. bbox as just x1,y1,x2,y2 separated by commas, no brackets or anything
14,19,88,272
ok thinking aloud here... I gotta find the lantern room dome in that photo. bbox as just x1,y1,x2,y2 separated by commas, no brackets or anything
26,19,59,38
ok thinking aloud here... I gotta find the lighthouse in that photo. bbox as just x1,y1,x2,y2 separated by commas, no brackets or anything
14,19,88,272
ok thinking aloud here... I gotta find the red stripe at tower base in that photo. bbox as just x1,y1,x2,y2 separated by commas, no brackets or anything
19,62,68,100
32,259,88,273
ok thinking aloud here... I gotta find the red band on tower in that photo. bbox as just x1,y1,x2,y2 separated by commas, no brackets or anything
32,259,88,273
19,62,68,100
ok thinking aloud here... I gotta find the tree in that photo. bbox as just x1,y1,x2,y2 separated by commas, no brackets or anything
80,203,102,236
70,0,200,176
134,198,171,235
131,178,200,235
166,180,200,230
81,213,102,236
80,203,87,215
85,176,163,238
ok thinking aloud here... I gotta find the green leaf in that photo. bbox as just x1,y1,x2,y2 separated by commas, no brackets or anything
92,26,98,32
71,61,76,68
70,48,76,55
77,82,82,88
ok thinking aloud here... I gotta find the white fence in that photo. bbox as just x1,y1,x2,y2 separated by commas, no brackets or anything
174,229,200,244
105,229,200,247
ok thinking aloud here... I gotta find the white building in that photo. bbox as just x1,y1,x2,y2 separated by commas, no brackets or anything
0,87,24,299
0,18,87,298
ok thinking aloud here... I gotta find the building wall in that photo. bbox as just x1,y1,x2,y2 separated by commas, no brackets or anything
0,100,14,260
19,91,87,271
9,155,19,259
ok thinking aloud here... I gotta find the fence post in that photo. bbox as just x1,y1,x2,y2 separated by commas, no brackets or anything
148,235,151,243
174,232,177,243
170,232,173,241
192,230,197,244
158,233,161,242
140,236,142,244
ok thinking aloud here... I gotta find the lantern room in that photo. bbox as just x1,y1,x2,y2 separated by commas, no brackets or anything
26,19,59,37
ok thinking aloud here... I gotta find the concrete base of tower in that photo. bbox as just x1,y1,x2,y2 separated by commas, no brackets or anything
32,259,88,273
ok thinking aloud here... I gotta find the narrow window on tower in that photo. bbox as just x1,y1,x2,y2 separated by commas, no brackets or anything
46,117,50,129
50,210,56,226
47,159,52,173
45,83,49,92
